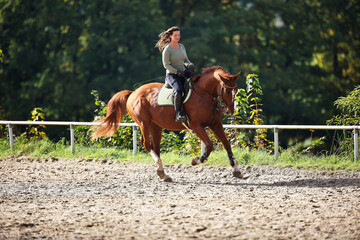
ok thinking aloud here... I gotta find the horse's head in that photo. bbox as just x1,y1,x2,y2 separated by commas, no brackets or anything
196,66,241,115
217,71,241,115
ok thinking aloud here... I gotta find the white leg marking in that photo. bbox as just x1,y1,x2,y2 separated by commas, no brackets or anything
150,150,172,182
233,159,241,172
150,150,163,171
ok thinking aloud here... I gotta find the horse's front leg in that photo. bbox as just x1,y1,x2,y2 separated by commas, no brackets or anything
190,126,213,166
210,123,244,179
227,152,243,178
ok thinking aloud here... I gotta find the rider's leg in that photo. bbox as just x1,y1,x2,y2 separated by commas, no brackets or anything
165,74,187,122
173,91,187,122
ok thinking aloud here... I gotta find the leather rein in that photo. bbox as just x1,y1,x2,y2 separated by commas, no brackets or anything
192,79,237,115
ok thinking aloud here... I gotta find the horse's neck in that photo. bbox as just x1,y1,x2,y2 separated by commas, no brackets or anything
196,75,219,97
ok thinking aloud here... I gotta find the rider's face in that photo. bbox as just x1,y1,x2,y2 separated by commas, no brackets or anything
170,31,181,43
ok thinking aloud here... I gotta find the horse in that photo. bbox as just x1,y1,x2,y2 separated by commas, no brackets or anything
92,66,243,182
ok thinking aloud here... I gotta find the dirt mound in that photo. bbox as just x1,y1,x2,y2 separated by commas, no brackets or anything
0,156,359,239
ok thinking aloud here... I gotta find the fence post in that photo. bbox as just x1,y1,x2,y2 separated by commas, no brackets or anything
132,126,137,155
70,124,75,154
8,124,14,150
274,127,279,159
354,127,359,162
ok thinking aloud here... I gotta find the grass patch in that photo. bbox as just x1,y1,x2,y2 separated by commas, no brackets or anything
0,137,359,172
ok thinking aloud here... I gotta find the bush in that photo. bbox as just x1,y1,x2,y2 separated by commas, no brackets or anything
327,85,360,158
0,106,8,138
227,74,273,150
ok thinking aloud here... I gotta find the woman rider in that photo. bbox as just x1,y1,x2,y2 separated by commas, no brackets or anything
155,26,195,122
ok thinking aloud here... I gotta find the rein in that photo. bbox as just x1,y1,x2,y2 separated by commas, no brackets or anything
192,80,237,117
192,84,219,127
192,84,218,109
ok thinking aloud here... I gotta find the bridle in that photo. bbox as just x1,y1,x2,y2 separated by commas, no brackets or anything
218,81,237,112
193,78,237,115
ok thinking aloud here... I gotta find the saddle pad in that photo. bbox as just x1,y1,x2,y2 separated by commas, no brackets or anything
157,85,192,106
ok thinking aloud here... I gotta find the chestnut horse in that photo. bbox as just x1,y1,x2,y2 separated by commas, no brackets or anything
92,66,243,182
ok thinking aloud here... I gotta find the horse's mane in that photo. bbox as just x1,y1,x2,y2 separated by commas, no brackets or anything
193,66,230,82
202,66,228,75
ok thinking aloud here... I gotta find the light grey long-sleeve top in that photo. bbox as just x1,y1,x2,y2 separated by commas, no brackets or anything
162,43,192,74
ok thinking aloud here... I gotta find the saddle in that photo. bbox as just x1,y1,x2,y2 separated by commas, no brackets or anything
157,78,192,106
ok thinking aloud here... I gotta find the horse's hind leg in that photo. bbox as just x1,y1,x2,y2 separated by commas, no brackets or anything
150,123,172,182
150,150,172,182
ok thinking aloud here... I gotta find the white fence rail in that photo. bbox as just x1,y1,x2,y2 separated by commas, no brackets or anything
0,121,359,161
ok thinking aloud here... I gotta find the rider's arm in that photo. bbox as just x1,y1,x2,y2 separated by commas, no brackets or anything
162,46,178,74
181,44,193,68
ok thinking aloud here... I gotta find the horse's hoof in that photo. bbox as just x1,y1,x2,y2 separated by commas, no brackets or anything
192,157,201,166
157,169,166,179
233,171,244,178
163,175,173,182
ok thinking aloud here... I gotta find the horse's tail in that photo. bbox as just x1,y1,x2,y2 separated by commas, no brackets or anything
91,90,133,139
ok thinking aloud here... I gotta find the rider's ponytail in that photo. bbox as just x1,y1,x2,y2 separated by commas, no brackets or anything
155,26,180,52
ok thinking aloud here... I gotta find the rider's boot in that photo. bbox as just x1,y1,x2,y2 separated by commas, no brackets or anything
174,92,187,122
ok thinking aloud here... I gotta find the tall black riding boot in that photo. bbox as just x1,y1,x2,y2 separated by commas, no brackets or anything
174,92,187,122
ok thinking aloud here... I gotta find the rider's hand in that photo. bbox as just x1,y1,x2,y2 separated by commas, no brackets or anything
187,63,195,70
177,70,185,78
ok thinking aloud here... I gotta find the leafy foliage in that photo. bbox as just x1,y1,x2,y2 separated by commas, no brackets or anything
0,0,164,122
326,85,360,157
328,85,360,126
25,108,46,140
91,90,107,120
0,48,3,63
298,85,360,157
1,0,359,134
1,0,360,152
226,74,273,150
0,106,7,138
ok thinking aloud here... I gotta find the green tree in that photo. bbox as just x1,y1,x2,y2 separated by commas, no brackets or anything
0,0,165,124
0,0,86,121
1,0,359,146
0,48,3,63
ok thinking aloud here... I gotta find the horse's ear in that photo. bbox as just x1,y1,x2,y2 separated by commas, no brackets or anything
234,71,241,81
219,74,230,82
220,71,241,82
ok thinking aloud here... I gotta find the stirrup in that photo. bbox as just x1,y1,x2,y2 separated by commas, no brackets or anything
176,112,187,122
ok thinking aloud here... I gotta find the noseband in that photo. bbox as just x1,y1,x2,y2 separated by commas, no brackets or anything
218,82,237,111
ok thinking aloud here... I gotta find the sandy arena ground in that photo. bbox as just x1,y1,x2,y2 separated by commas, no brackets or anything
0,156,359,239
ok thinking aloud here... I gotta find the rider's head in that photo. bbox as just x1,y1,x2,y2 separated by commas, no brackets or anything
155,26,180,52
